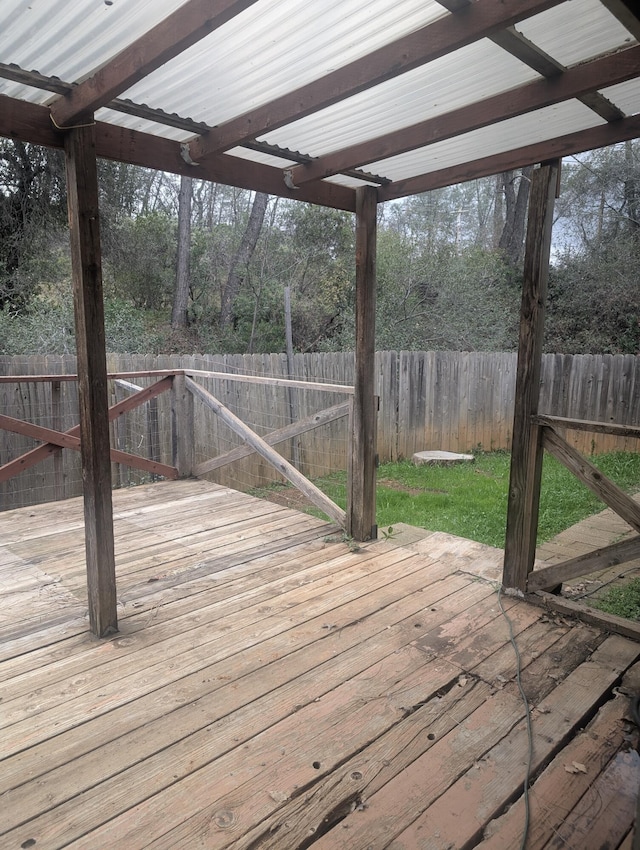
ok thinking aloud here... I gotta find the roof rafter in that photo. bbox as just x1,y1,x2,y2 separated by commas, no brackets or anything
188,0,566,163
377,112,640,201
285,44,640,187
599,0,640,40
0,63,387,185
440,0,626,121
49,0,260,129
0,95,355,211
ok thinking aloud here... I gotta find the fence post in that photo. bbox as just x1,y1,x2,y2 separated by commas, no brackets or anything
172,372,194,477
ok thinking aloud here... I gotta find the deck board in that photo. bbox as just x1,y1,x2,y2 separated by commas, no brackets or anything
1,479,639,849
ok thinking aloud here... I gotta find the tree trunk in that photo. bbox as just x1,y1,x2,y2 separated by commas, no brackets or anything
171,174,192,328
220,191,269,329
624,140,639,239
498,166,534,266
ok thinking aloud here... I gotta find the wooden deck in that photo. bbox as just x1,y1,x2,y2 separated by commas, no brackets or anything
1,479,639,849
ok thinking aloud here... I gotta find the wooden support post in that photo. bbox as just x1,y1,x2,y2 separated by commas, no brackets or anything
172,372,194,477
64,123,117,636
348,185,378,541
503,160,560,592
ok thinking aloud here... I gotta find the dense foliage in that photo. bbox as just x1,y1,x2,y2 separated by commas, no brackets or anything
0,139,637,355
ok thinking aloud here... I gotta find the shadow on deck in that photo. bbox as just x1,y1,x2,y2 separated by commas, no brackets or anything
1,479,639,849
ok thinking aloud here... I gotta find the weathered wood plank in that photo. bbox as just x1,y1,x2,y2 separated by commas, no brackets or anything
543,425,640,534
528,534,640,591
233,679,495,850
64,122,117,638
194,400,349,475
186,376,346,526
0,541,423,707
503,160,559,592
1,544,446,747
533,589,640,641
1,576,489,842
477,663,640,848
311,689,526,850
383,635,640,850
185,367,353,394
534,413,640,438
348,185,378,541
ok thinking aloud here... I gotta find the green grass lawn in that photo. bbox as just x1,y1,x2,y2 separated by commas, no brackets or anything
302,451,640,549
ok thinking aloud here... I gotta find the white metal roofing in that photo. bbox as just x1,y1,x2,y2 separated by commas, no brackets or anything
368,100,606,182
516,0,636,65
259,40,542,157
120,0,448,127
0,0,638,202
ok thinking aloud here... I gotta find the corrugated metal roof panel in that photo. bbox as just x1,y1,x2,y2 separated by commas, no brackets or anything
259,39,541,157
367,100,604,182
226,147,297,170
0,80,52,105
0,0,638,202
95,107,195,143
0,0,186,82
516,0,637,66
601,80,640,116
120,0,448,127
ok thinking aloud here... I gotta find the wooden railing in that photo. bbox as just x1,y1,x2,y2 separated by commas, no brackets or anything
0,369,353,528
526,415,640,593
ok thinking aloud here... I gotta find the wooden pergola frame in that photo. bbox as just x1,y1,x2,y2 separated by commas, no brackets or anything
1,0,640,634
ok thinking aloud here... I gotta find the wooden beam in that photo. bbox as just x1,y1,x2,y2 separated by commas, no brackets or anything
543,426,640,534
195,401,349,476
600,0,640,41
377,114,640,202
188,0,565,161
4,89,640,208
287,46,640,186
50,0,259,127
533,414,640,439
532,590,640,642
0,371,177,383
0,95,356,211
439,0,625,122
64,123,117,637
185,377,346,527
0,412,177,478
528,535,640,592
503,161,559,593
348,186,378,542
184,368,354,394
0,413,178,481
0,377,172,484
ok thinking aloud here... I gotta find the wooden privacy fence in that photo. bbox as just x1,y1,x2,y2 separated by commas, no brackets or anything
0,351,638,511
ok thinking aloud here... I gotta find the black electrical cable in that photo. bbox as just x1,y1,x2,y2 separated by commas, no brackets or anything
497,587,533,850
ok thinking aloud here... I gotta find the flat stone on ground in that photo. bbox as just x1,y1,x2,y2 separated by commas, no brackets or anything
412,450,475,466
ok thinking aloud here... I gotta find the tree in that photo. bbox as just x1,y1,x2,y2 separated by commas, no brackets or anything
171,175,193,328
0,140,66,310
495,166,533,267
219,191,269,329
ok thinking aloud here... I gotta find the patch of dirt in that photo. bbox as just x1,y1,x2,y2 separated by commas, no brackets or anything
377,478,447,496
255,485,313,512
